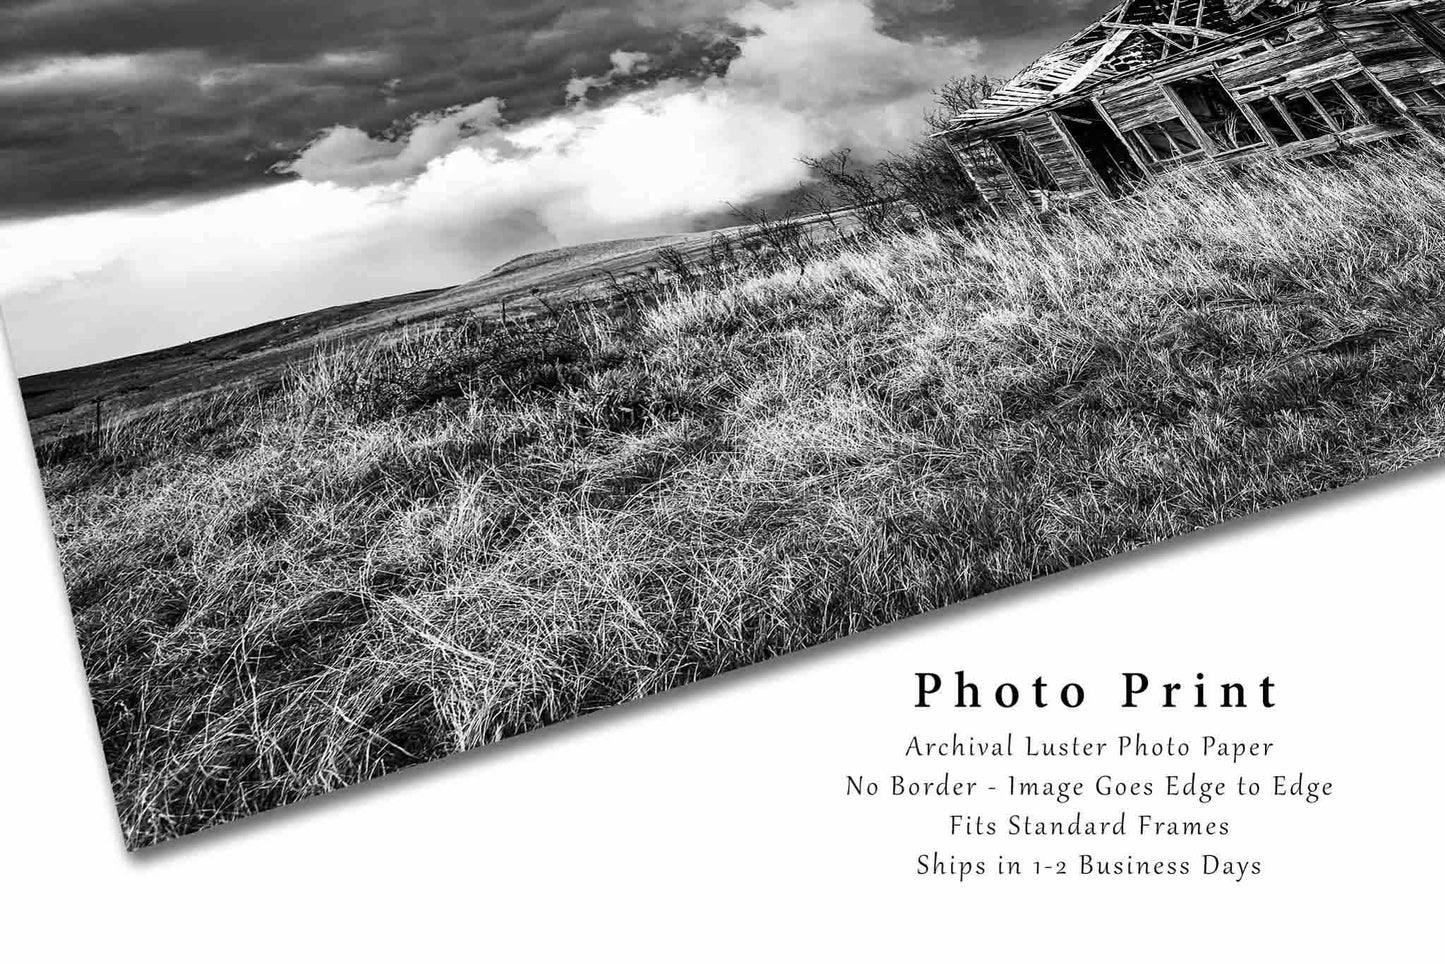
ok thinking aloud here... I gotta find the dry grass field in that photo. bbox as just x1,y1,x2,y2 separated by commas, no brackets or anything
20,222,770,444
37,146,1445,847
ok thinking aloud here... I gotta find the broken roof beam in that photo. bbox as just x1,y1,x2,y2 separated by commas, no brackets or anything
1226,0,1276,19
1166,0,1187,56
1143,26,1198,53
1097,20,1233,42
1053,28,1138,95
1053,1,1132,51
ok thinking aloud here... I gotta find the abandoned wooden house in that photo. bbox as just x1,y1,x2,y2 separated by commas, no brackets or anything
940,0,1445,211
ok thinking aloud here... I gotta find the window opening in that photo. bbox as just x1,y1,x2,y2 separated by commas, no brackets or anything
992,134,1059,193
1249,98,1301,144
1311,83,1365,130
1281,91,1334,138
1169,75,1265,150
1339,76,1404,125
1054,102,1145,195
1127,119,1204,163
1402,85,1445,134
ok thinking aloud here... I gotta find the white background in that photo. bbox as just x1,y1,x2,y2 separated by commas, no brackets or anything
2,340,1440,961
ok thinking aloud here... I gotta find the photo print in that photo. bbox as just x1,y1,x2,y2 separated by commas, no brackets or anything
5,0,1445,848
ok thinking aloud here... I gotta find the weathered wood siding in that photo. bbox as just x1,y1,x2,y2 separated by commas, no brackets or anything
1334,7,1445,109
945,1,1445,213
951,138,1020,209
1217,31,1355,98
1016,113,1099,197
1095,71,1188,130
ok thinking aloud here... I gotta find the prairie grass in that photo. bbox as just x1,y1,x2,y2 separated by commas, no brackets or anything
46,146,1445,848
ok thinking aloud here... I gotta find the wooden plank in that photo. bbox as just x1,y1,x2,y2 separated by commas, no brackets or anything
1167,0,1187,59
1096,70,1188,129
953,139,1025,209
1018,113,1099,194
1054,29,1137,95
943,138,1002,214
1227,0,1276,19
1096,21,1231,43
1216,31,1349,89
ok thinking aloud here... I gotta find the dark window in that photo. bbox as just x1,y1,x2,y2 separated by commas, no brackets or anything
1249,98,1300,144
1282,92,1334,138
1159,118,1202,154
1340,76,1403,125
993,135,1059,193
1127,130,1161,163
1128,119,1203,163
1405,85,1445,108
1404,86,1445,134
1055,102,1145,196
1312,83,1365,129
1169,75,1265,150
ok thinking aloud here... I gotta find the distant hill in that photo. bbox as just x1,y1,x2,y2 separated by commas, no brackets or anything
390,224,753,319
18,224,751,443
19,287,448,443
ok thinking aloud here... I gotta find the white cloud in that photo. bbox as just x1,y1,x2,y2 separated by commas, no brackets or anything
274,99,507,188
0,0,981,375
566,49,656,103
610,49,655,76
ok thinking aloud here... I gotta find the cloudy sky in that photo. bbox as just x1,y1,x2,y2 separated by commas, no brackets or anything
0,0,1112,375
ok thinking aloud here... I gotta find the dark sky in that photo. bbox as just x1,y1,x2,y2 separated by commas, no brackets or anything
0,1,1119,375
0,0,1114,217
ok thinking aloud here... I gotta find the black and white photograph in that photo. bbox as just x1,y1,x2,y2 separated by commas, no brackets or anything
5,0,1445,858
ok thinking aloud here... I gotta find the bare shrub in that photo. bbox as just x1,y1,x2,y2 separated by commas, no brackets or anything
801,74,1002,230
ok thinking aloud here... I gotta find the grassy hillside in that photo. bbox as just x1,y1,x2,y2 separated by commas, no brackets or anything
43,146,1445,848
19,288,449,440
20,222,771,444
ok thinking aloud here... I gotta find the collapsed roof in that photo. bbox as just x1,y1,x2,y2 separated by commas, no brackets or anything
949,0,1303,129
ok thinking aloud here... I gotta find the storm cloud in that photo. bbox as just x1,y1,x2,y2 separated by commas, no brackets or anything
0,0,1112,215
0,0,751,214
0,0,1116,374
